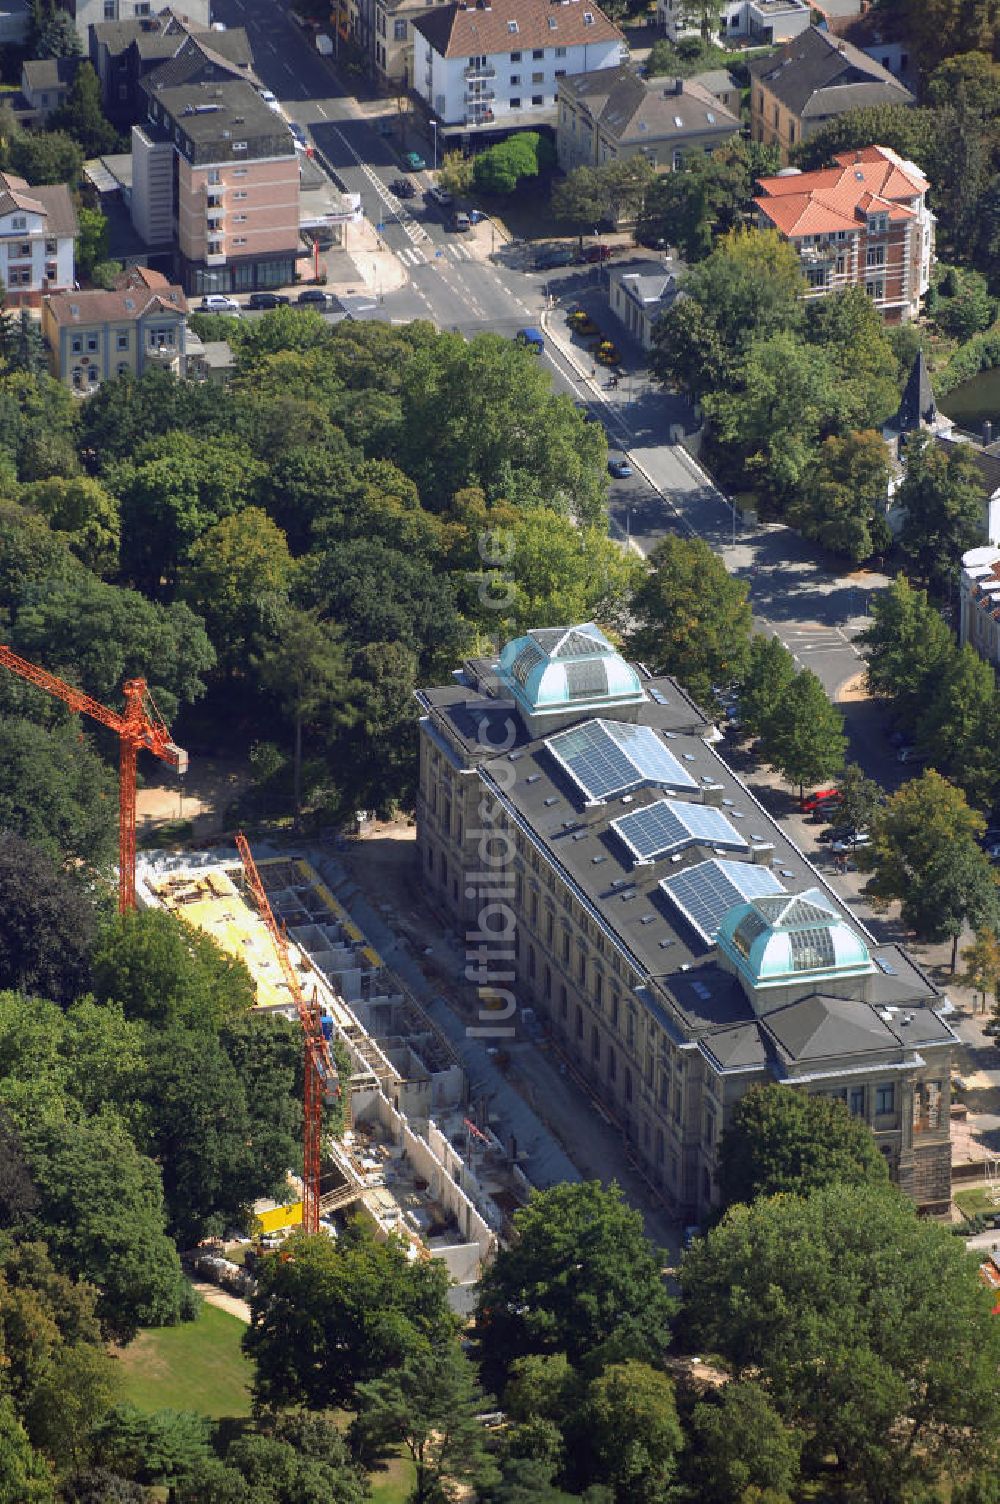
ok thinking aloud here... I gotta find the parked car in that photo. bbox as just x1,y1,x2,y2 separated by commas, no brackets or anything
831,831,871,853
198,294,240,314
258,88,281,111
801,788,842,814
389,177,416,198
608,457,633,479
402,150,426,171
452,211,472,232
534,245,575,270
468,208,486,224
581,243,614,263
247,291,289,310
515,326,544,353
296,288,328,306
427,184,454,208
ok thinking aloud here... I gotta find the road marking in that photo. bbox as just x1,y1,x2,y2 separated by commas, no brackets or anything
313,127,430,248
315,104,328,119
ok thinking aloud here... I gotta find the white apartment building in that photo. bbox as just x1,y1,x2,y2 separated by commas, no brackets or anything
961,546,1000,673
0,172,76,307
659,0,810,45
411,0,624,139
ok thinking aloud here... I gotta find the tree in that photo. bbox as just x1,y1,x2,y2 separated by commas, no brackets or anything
637,140,780,262
490,508,644,638
255,609,355,826
581,1361,682,1504
474,1182,674,1395
918,643,1000,808
473,133,552,194
788,429,893,562
0,1398,55,1504
243,1223,456,1410
25,1341,118,1474
552,159,654,232
680,1183,1000,1502
0,718,117,872
75,206,109,283
684,1381,803,1504
716,1084,889,1210
140,1027,265,1245
737,634,795,740
17,1108,191,1341
110,431,263,594
833,763,884,840
860,574,954,733
626,535,752,711
791,104,936,176
662,228,804,368
178,507,294,674
0,831,98,1005
20,474,120,577
858,769,998,967
9,130,83,187
92,907,257,1033
352,1340,498,1503
9,570,215,724
958,928,1000,1014
759,668,846,797
90,1406,211,1485
49,61,119,157
932,265,996,340
898,429,985,596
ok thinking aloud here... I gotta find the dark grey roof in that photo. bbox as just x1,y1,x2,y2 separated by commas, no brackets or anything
22,55,81,91
559,63,740,145
894,348,937,433
763,994,896,1062
144,30,255,91
748,26,913,116
418,655,953,1075
146,78,291,155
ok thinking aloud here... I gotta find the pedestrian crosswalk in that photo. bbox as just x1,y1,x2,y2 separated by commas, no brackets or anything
397,243,476,267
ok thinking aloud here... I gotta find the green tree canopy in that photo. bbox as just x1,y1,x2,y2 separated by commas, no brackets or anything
860,574,955,732
19,474,120,577
898,429,984,595
0,718,116,872
858,768,999,964
626,534,752,711
0,831,98,1005
637,140,780,262
737,633,795,741
581,1361,682,1504
177,506,294,674
474,1182,674,1395
788,429,894,562
716,1084,889,1210
243,1222,456,1410
9,130,83,187
92,908,257,1033
760,668,846,796
680,1183,1000,1501
49,61,119,157
473,132,552,194
918,642,1000,808
352,1339,498,1504
683,1381,803,1504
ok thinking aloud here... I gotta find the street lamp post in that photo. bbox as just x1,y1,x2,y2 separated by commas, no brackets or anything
431,120,438,171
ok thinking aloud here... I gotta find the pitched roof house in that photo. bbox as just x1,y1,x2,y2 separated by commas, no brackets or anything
0,171,77,307
557,66,741,176
411,0,624,139
42,272,189,392
748,25,914,161
754,144,934,322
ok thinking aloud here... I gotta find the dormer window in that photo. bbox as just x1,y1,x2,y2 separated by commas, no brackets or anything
507,19,518,31
583,9,593,20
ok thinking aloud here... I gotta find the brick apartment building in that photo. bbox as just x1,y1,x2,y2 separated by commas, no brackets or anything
131,39,299,295
415,624,956,1224
754,144,934,323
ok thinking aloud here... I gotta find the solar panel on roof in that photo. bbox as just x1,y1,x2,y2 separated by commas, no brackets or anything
660,859,785,945
546,719,698,802
612,799,747,861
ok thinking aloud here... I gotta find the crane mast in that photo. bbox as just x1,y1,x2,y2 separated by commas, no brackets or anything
236,832,338,1235
0,644,188,913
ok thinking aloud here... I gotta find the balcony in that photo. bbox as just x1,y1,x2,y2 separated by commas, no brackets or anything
464,109,494,124
205,250,226,266
464,63,495,78
464,87,495,102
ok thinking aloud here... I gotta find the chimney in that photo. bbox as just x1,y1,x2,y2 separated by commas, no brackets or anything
749,842,775,866
673,76,683,95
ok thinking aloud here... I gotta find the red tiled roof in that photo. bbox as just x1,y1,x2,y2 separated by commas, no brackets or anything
754,143,927,238
413,0,621,60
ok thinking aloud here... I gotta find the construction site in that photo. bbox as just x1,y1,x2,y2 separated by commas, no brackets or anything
138,848,531,1306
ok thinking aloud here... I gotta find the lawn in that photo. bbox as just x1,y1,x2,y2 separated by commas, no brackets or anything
114,1301,254,1419
955,1185,1000,1220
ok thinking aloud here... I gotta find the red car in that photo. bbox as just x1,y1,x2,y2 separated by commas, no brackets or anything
800,788,842,814
580,244,614,263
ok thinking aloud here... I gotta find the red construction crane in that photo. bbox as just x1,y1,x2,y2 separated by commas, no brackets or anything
0,644,188,914
236,831,339,1236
